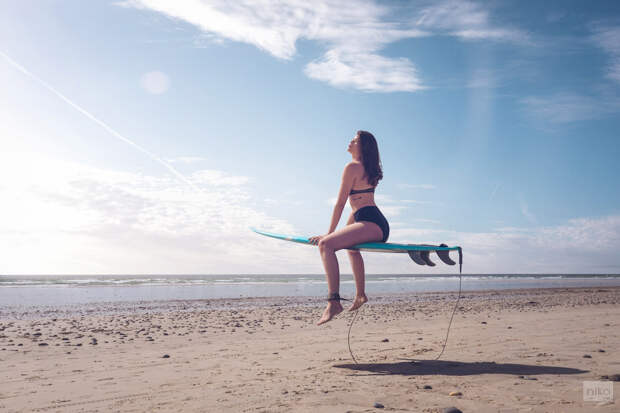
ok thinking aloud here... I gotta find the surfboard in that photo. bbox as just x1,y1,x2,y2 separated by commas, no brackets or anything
251,228,462,269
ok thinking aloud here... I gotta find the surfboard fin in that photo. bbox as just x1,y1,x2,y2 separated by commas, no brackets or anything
408,251,427,265
420,250,436,266
436,244,456,265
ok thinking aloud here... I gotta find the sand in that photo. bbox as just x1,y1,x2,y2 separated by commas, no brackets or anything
0,287,618,412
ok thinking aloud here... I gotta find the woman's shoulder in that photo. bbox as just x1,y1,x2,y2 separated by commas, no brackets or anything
345,161,363,171
343,161,363,176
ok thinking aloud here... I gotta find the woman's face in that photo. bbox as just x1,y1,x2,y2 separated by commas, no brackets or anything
348,135,361,156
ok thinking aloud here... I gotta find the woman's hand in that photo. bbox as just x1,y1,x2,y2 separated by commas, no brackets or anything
308,235,325,245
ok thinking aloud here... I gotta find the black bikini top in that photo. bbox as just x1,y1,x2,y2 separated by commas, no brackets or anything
349,187,375,196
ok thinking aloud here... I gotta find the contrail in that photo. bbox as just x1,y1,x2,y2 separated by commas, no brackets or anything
0,50,200,192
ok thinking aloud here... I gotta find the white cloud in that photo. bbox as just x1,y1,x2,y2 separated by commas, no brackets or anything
121,0,428,92
304,50,424,92
369,215,620,274
120,0,527,92
140,71,170,94
0,152,323,274
591,25,620,84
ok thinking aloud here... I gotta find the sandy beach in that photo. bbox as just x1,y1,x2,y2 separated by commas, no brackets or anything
1,286,618,412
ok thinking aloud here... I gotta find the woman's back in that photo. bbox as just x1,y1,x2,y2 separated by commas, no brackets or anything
347,161,377,212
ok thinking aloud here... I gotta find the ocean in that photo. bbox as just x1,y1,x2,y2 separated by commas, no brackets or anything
1,274,619,308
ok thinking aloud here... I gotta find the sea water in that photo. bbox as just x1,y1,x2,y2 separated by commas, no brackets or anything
1,274,619,308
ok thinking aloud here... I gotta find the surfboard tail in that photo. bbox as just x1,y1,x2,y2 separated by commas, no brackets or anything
408,243,462,270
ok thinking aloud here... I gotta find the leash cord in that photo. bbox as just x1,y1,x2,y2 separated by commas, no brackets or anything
346,269,462,364
347,307,360,364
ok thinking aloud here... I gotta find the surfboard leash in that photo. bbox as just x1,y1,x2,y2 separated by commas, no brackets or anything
347,247,463,364
430,247,462,360
347,307,361,364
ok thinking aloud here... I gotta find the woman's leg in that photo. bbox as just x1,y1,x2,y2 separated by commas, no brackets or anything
345,214,368,311
316,221,383,325
346,249,368,311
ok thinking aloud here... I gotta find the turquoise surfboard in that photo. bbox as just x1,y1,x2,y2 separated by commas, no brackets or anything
251,228,462,269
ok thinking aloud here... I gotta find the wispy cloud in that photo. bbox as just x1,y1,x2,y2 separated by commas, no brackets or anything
397,183,436,190
489,183,500,201
521,92,620,124
415,0,530,44
401,200,435,205
413,218,440,224
519,198,536,224
167,156,208,164
120,0,528,92
591,24,620,84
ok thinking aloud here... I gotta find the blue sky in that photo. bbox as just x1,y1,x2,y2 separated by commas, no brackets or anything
1,0,619,274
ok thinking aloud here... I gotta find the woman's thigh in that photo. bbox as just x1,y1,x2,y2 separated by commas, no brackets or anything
320,221,383,251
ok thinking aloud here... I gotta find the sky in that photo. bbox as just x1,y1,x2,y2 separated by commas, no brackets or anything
1,0,619,275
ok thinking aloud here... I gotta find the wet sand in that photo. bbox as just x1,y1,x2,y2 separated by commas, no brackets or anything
1,287,618,412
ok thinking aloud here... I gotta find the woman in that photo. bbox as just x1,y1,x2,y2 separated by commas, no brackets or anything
309,130,389,326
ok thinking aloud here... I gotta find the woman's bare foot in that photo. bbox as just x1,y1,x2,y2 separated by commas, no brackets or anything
348,294,368,311
317,301,343,325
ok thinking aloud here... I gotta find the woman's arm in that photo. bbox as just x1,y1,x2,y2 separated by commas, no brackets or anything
309,163,356,244
327,163,356,233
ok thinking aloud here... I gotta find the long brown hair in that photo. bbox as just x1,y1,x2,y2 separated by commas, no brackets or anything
357,130,383,187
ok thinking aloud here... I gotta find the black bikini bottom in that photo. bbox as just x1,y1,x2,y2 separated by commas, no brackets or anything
353,206,389,242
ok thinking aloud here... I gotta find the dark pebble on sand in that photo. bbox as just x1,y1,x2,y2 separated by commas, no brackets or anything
38,342,48,346
162,354,170,358
583,354,592,358
481,321,487,324
423,385,432,389
519,375,537,380
598,349,606,353
381,338,389,342
601,374,620,381
373,402,384,408
507,326,512,329
442,408,463,413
